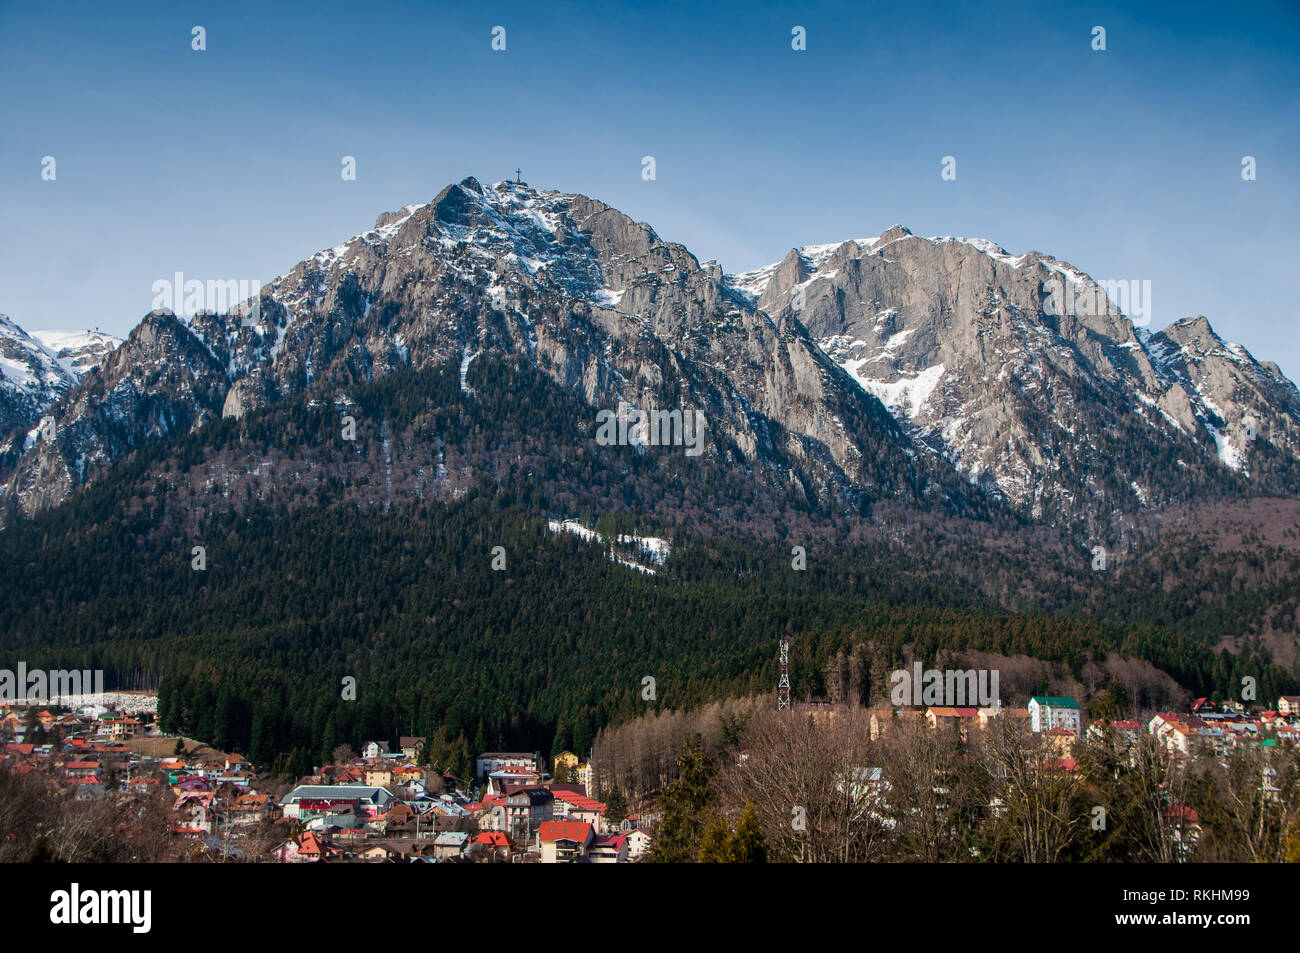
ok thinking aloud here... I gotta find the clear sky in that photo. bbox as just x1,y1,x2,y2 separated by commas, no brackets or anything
2,0,1297,373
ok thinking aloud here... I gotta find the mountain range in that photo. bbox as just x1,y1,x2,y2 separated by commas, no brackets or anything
5,177,1300,760
3,177,1297,541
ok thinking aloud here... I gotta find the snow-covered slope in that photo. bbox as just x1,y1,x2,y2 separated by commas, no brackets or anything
727,227,1300,529
0,317,123,470
0,318,122,432
0,315,77,439
30,329,122,377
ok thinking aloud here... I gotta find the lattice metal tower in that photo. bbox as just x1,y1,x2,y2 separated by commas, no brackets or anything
778,639,791,709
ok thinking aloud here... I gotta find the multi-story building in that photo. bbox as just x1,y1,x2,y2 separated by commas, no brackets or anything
278,784,395,820
1027,696,1082,738
539,820,593,863
476,751,540,780
503,786,554,843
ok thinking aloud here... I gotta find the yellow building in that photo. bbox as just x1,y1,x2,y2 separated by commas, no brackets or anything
553,750,579,778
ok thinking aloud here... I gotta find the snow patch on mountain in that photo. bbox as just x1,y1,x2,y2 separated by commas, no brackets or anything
843,360,945,420
29,329,121,376
929,236,1028,267
547,518,671,574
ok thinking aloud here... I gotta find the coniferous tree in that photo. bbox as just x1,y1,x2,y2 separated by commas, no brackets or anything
604,786,627,824
647,735,715,863
731,801,767,863
696,815,732,863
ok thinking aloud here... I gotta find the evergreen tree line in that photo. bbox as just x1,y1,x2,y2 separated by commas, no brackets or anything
0,357,1295,771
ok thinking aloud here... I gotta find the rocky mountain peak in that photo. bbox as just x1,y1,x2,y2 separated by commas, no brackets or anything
0,315,123,457
872,224,914,247
1163,316,1222,349
4,183,1299,534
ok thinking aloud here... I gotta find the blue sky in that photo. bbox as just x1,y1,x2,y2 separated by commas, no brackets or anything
2,0,1297,373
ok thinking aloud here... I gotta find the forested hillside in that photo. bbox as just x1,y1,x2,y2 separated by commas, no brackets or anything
2,353,1296,776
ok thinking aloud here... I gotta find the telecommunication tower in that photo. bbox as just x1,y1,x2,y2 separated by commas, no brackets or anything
778,639,791,709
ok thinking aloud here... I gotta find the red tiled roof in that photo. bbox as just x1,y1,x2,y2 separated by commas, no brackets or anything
471,831,512,847
553,790,606,812
538,820,592,844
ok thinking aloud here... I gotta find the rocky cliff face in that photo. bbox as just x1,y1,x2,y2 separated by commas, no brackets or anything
1141,317,1300,477
3,179,967,524
30,329,121,378
3,312,224,516
0,313,72,440
0,316,121,464
729,228,1300,530
4,181,1298,532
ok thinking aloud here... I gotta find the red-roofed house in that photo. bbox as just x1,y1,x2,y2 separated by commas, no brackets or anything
587,833,628,863
1165,804,1202,857
229,793,273,825
469,830,514,861
1046,726,1078,756
539,820,594,863
552,789,606,829
273,830,343,863
173,790,216,833
1111,720,1142,744
1148,713,1209,755
926,707,980,740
